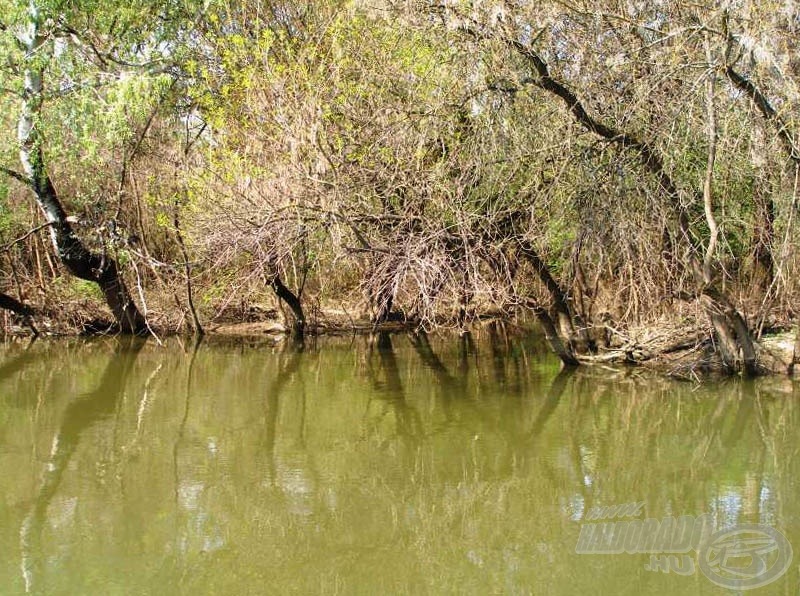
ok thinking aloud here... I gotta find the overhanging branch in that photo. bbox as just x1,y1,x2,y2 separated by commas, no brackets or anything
503,37,682,199
725,66,800,163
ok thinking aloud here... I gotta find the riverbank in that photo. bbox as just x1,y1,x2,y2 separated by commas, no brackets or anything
3,300,799,380
563,315,800,379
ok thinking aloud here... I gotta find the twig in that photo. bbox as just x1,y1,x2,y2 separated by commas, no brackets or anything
1,222,54,253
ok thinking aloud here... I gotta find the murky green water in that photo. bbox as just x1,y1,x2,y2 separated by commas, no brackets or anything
1,329,798,595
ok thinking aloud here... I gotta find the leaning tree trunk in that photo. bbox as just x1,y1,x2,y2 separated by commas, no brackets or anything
502,36,758,374
518,239,592,356
0,292,33,317
527,300,580,367
14,3,146,335
268,273,306,340
0,291,37,335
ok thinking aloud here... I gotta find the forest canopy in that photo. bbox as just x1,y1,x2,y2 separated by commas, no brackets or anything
2,0,800,374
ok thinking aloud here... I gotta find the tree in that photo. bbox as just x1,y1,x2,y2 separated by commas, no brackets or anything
394,0,800,373
0,0,199,334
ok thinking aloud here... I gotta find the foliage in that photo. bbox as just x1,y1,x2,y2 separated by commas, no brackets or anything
1,0,799,345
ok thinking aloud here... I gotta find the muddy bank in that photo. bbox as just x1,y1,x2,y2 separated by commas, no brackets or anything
2,302,799,379
576,323,799,379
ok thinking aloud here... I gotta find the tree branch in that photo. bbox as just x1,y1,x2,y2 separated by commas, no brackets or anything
1,221,54,253
504,37,682,199
0,166,33,187
721,12,800,162
725,67,800,163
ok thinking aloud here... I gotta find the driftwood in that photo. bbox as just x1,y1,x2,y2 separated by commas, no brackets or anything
577,319,800,378
578,324,712,367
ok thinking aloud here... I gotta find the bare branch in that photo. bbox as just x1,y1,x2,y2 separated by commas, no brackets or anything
1,221,55,253
725,67,800,163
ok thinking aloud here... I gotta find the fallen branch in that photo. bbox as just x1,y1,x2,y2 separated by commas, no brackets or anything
578,327,711,365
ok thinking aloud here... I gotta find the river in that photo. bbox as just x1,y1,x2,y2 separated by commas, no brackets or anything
0,328,797,594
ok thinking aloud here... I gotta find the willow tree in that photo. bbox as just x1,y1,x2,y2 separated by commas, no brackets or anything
392,0,800,373
0,0,199,334
183,1,471,334
181,0,330,338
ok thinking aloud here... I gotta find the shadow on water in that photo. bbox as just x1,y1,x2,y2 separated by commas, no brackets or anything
556,370,784,524
457,331,476,379
0,338,47,412
6,332,799,593
487,321,525,394
408,330,516,437
528,367,575,439
19,337,145,593
399,328,579,483
407,331,458,390
173,335,204,513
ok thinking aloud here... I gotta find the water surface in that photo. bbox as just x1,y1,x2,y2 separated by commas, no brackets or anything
0,329,798,594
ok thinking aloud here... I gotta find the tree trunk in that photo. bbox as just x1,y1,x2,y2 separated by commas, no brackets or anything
269,273,305,340
372,287,395,325
701,288,759,375
752,190,775,293
14,2,147,335
0,292,33,317
505,37,758,374
20,154,147,334
518,240,591,354
749,128,776,293
534,305,580,367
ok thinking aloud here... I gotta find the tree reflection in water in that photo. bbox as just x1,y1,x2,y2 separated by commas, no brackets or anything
1,334,798,593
